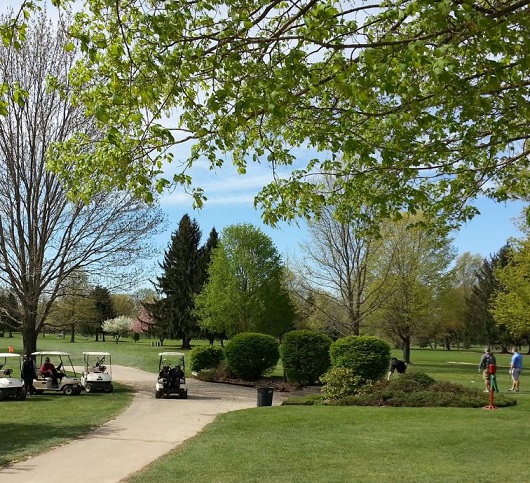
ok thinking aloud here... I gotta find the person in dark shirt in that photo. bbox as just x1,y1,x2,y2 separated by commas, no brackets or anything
21,354,36,395
387,357,407,380
477,347,497,393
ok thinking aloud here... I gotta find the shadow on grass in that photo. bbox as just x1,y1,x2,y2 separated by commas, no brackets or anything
0,421,102,467
1,383,133,468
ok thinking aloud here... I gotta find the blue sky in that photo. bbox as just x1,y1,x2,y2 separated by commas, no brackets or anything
157,155,527,264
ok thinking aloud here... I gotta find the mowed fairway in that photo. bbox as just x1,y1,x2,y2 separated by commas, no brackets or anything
128,347,530,483
2,335,529,482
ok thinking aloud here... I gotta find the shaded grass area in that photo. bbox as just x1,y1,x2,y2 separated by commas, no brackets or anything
0,383,133,467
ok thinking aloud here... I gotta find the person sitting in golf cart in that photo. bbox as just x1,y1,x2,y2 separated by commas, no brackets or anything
158,365,184,388
173,365,184,379
158,364,171,379
40,357,64,386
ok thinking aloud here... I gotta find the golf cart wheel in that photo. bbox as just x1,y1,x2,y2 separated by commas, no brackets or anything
155,390,162,399
16,388,26,401
0,390,4,401
84,383,93,393
63,385,74,396
104,384,113,393
181,390,188,399
74,386,82,395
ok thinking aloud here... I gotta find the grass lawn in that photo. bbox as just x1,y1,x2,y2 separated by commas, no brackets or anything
0,383,133,467
128,346,530,483
3,334,529,481
0,333,201,375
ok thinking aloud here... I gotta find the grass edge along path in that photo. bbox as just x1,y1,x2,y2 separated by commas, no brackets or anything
0,383,133,468
127,402,530,483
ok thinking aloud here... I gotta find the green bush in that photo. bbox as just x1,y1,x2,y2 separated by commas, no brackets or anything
280,330,332,385
329,335,391,381
224,333,280,381
320,367,373,400
387,371,436,392
190,345,225,372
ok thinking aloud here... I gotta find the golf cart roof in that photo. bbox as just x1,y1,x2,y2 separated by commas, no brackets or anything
82,352,112,356
159,352,185,357
31,351,72,356
0,353,22,358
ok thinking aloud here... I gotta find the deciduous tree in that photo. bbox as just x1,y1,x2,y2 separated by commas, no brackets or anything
195,224,295,337
491,238,530,338
0,15,163,356
373,215,455,362
102,315,132,344
21,0,528,235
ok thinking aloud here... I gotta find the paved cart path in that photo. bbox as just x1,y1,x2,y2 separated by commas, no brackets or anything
1,366,286,483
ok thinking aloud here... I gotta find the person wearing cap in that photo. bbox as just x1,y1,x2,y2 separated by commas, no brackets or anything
478,348,496,393
21,354,36,395
509,347,523,392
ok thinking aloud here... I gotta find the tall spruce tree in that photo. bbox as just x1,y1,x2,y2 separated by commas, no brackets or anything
92,286,117,342
154,215,203,349
465,245,513,351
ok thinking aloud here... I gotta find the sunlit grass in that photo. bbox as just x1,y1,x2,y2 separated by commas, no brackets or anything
3,333,528,481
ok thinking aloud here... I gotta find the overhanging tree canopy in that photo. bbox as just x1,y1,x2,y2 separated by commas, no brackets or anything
4,0,530,230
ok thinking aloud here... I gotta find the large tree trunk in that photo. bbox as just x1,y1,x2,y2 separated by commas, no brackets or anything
402,336,411,364
70,324,75,343
22,315,38,357
181,336,192,350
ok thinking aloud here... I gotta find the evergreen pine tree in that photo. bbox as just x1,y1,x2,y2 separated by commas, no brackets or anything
92,286,117,342
465,245,513,350
154,214,203,349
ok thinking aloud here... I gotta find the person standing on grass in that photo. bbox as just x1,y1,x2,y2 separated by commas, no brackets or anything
21,354,36,396
509,347,523,392
478,348,496,393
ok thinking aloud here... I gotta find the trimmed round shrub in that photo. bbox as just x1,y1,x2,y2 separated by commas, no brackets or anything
320,367,373,400
224,332,280,381
280,330,332,385
330,335,391,381
189,345,225,372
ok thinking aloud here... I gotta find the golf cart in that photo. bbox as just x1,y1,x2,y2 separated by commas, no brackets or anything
31,351,82,395
155,352,187,399
81,351,113,393
0,353,26,401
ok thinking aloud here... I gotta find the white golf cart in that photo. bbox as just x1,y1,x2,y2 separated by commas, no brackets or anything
31,351,82,395
81,351,113,393
0,353,26,401
155,352,187,399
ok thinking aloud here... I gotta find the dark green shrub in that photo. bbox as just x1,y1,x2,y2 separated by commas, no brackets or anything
280,330,332,385
329,335,391,381
190,345,225,372
224,332,280,381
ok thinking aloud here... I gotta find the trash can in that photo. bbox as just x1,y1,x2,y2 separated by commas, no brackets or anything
257,387,274,407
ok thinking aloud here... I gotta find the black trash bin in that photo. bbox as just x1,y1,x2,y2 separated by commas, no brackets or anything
257,387,274,407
